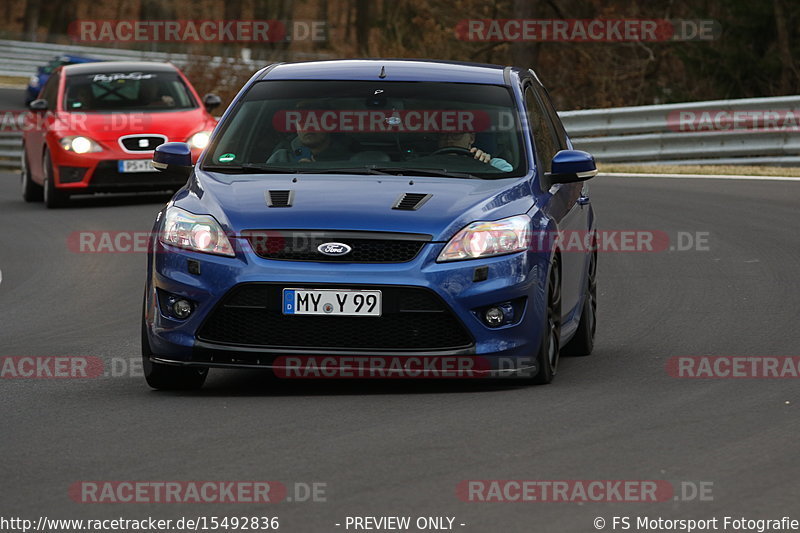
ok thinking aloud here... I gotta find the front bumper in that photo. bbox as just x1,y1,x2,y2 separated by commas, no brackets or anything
144,235,551,378
50,143,200,193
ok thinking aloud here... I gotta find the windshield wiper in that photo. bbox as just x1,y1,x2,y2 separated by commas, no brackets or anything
203,164,392,175
202,164,306,174
365,167,482,179
203,164,480,179
291,167,393,175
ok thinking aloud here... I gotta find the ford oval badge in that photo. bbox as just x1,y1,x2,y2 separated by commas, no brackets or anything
317,242,352,256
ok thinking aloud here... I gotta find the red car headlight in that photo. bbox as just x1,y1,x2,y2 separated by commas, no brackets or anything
59,136,103,154
187,131,212,150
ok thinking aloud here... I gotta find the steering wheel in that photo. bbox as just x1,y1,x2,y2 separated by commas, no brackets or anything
431,146,475,157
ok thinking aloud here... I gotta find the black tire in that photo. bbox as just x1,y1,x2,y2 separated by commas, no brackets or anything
21,149,43,202
42,150,69,208
531,258,562,384
141,316,208,390
563,250,597,357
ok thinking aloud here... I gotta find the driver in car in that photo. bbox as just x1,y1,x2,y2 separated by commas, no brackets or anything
140,81,175,108
67,85,94,110
437,131,513,172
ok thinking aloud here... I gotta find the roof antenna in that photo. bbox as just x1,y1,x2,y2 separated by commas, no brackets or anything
379,65,386,79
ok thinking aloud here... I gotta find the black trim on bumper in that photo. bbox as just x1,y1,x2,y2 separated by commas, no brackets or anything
196,283,475,352
82,161,187,193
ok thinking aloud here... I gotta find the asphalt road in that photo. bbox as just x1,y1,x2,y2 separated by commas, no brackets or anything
0,172,798,532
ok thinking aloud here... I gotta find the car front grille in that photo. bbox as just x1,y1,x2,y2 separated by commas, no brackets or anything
196,283,473,351
242,230,431,263
119,135,167,152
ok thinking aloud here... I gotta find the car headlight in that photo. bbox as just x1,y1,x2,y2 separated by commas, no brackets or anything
437,214,532,262
29,75,39,88
59,136,102,154
187,131,211,150
160,206,235,257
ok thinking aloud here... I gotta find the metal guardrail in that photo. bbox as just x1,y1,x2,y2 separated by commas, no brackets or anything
1,35,798,171
0,39,187,77
0,132,22,169
559,95,800,165
0,38,328,78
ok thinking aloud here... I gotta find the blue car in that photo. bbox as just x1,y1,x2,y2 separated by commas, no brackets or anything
142,59,598,390
26,55,100,105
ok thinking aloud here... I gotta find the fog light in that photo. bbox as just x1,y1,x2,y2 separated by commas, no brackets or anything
58,166,88,183
171,299,193,319
483,302,516,327
157,289,196,320
485,307,505,326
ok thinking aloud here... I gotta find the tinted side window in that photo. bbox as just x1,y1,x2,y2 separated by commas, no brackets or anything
41,73,59,110
532,82,568,150
524,86,558,176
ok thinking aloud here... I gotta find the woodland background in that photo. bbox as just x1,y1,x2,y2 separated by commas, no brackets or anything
2,0,798,110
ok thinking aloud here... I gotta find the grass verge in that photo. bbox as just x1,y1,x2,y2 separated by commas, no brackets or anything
599,163,800,177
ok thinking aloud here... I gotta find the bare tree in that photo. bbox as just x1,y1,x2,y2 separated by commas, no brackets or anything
773,0,799,94
355,0,370,56
509,0,540,69
23,0,42,41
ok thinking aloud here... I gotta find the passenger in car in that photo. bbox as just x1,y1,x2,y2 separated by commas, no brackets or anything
267,129,355,163
268,101,356,163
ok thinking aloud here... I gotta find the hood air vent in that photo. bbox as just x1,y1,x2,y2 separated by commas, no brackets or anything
266,190,294,207
392,193,432,211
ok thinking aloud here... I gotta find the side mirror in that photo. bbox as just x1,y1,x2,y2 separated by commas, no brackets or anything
546,149,597,185
203,93,222,113
152,142,193,178
28,99,48,112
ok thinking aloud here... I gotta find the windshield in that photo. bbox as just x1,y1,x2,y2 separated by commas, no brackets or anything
205,80,526,179
63,71,197,112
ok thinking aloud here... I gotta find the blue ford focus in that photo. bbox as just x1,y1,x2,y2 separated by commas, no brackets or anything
142,59,598,390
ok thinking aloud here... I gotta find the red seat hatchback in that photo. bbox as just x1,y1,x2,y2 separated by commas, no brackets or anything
21,61,220,208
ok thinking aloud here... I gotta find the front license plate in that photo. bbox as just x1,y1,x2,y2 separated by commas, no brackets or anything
283,289,382,316
118,160,157,173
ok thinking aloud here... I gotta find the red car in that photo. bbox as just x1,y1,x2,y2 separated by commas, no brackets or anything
21,61,220,208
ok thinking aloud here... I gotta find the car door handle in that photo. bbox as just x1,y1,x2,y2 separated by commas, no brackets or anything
578,195,590,205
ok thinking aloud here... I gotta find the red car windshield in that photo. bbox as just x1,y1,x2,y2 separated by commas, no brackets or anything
64,71,197,112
